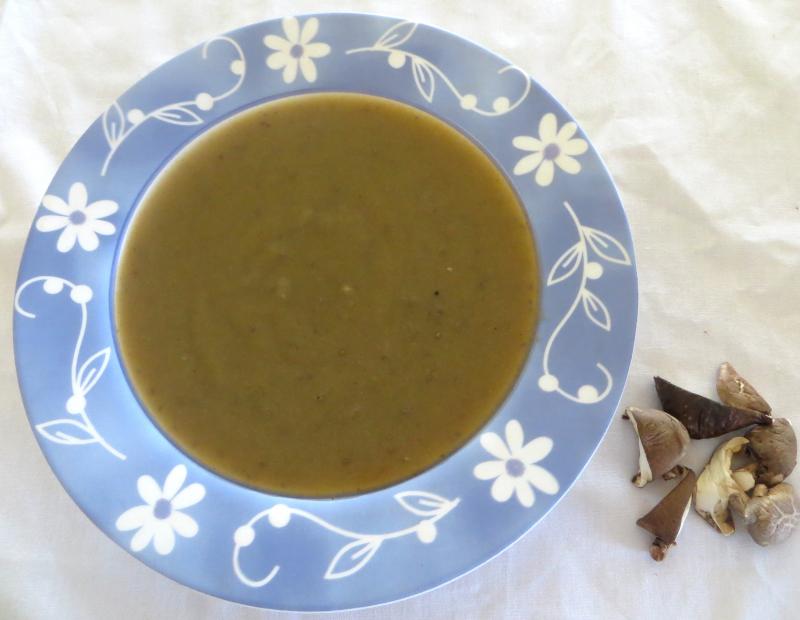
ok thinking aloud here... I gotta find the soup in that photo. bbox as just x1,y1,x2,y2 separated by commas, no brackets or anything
115,93,538,497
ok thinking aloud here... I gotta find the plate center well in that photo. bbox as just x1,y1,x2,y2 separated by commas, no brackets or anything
114,92,539,497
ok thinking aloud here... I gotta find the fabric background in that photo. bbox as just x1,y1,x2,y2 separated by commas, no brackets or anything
1,1,798,618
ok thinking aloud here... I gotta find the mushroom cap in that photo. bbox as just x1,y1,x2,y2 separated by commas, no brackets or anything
655,376,771,439
744,483,799,546
637,469,696,560
717,362,772,414
746,418,797,486
625,407,690,487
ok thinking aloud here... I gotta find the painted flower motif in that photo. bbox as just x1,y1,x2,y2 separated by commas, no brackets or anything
115,464,205,555
474,420,559,507
35,182,118,252
512,113,588,187
264,17,330,84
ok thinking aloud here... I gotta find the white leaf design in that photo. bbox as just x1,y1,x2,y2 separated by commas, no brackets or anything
36,419,97,445
15,276,126,459
102,102,125,147
77,347,111,394
547,242,582,286
324,538,382,580
100,37,244,177
411,59,436,103
347,27,530,118
375,21,417,49
583,227,632,266
395,491,451,517
581,289,611,331
151,105,204,126
232,490,459,588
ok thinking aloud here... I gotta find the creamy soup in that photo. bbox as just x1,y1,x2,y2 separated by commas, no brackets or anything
115,92,538,497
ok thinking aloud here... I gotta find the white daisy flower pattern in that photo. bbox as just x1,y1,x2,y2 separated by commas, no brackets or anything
264,17,331,84
35,182,118,252
512,113,589,187
115,464,206,555
474,420,559,508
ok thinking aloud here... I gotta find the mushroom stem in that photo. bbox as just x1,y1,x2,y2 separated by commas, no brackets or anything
731,463,757,495
663,464,688,481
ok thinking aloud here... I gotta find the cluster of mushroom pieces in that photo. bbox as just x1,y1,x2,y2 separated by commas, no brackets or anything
624,362,798,561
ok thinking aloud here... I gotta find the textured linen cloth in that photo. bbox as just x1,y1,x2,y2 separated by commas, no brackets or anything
1,1,799,618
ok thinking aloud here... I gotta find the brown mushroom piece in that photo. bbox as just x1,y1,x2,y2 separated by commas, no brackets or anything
693,436,750,535
745,419,797,486
654,376,771,439
622,407,690,487
716,362,772,414
637,468,696,561
742,483,800,546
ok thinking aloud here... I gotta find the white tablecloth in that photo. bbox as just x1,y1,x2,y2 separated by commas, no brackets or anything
2,1,799,618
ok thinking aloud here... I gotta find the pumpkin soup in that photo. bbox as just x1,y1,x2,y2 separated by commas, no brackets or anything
115,93,538,497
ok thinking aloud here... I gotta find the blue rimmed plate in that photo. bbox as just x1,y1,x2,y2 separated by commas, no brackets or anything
13,13,637,611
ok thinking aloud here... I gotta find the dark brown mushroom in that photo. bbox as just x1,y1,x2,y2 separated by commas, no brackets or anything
623,407,690,487
716,362,771,414
654,376,771,439
745,419,797,486
637,468,696,561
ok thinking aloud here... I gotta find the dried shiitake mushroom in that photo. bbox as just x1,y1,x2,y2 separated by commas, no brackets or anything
745,419,797,486
716,362,772,414
623,407,690,487
654,376,771,439
742,483,799,546
694,436,750,535
636,468,696,561
626,362,797,553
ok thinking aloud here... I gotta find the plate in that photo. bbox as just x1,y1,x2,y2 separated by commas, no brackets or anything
13,13,637,611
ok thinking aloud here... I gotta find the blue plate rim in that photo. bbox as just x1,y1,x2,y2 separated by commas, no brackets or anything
13,12,638,611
